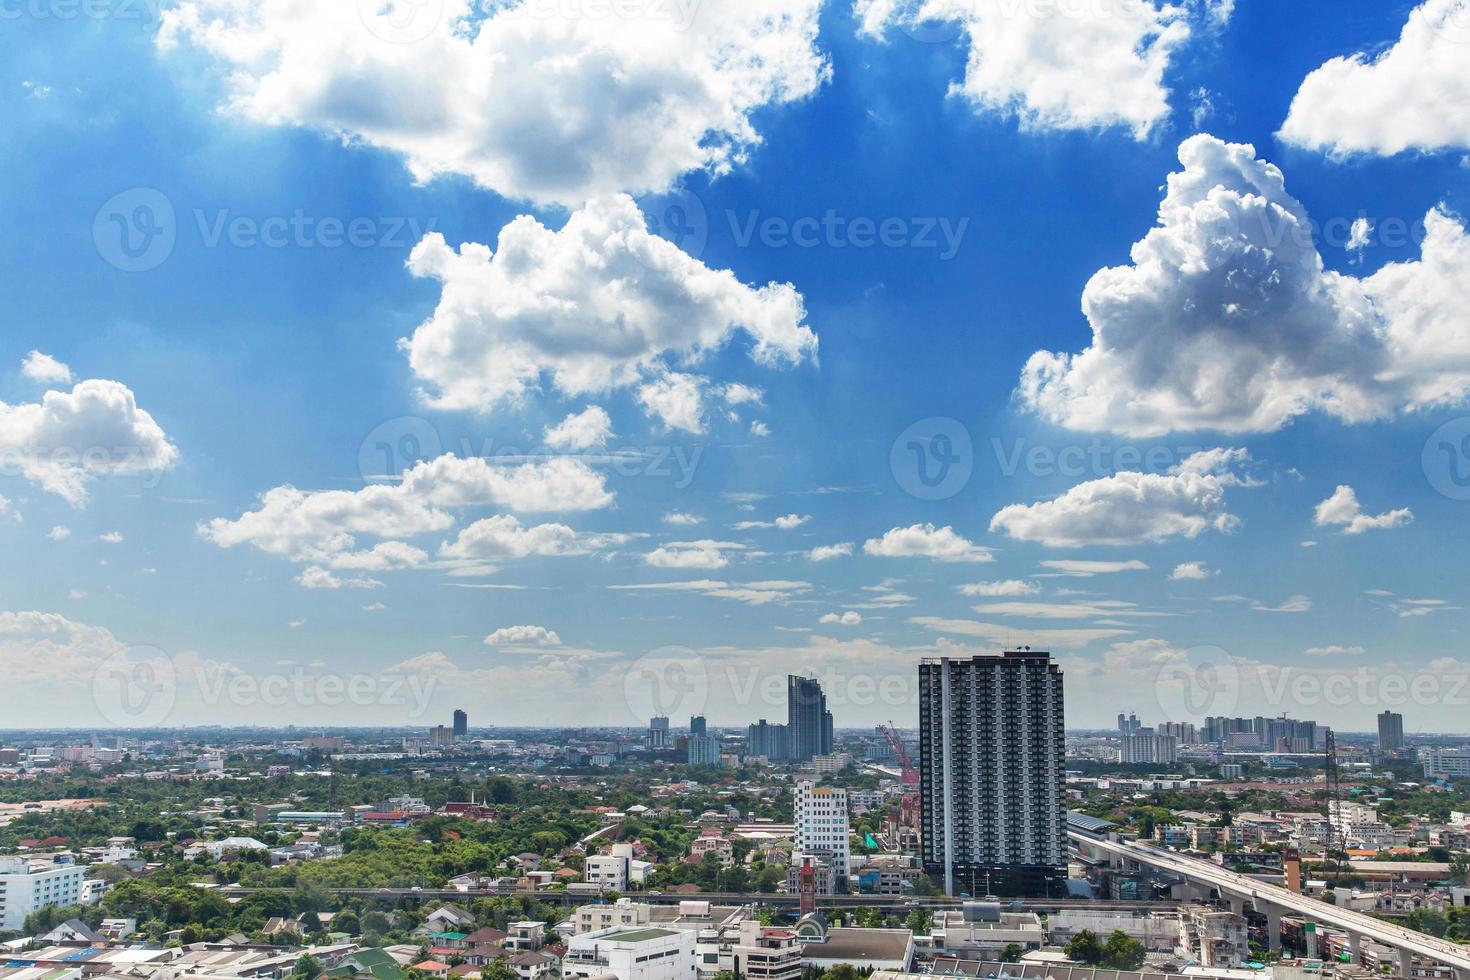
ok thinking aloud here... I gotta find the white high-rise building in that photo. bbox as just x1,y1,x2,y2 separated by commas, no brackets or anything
919,651,1067,898
795,780,850,889
0,855,86,933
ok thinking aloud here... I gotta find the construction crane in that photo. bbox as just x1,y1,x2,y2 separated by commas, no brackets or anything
879,722,921,835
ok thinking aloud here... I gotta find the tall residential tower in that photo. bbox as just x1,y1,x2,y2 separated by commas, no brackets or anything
919,650,1067,897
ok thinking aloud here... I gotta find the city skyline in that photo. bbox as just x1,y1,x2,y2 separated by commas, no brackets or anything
3,1,1470,730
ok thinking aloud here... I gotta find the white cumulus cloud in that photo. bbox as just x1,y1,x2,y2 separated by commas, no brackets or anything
992,449,1254,548
1313,485,1413,535
157,0,829,207
0,379,178,506
863,524,992,563
1018,135,1470,436
544,406,613,450
485,625,562,648
1280,0,1470,158
856,0,1227,138
21,351,72,384
401,197,816,417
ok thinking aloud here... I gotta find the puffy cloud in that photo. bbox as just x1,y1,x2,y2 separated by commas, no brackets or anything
544,406,613,451
0,611,126,687
98,531,124,544
639,372,707,434
749,420,772,438
328,541,429,570
991,449,1253,548
808,542,853,561
857,0,1226,138
1280,0,1470,158
721,383,765,407
157,0,829,207
863,524,992,562
643,539,744,569
202,455,612,564
1169,561,1214,580
1313,485,1413,535
405,454,613,513
0,379,179,505
663,512,704,526
439,515,631,560
958,580,1041,597
21,351,72,384
820,611,863,626
1018,135,1470,435
402,198,816,414
485,625,562,648
49,526,71,541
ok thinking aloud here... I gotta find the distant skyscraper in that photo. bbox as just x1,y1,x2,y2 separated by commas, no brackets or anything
1378,711,1405,752
453,709,468,739
919,650,1067,897
690,715,707,736
787,675,834,763
649,716,671,749
688,734,720,766
746,720,788,760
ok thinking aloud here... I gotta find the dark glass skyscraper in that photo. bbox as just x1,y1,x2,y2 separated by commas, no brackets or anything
453,708,468,739
1378,710,1405,752
787,675,834,762
919,651,1067,898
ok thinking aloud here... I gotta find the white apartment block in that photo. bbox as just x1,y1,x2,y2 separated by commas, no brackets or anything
1423,749,1470,779
564,926,697,980
794,781,849,886
0,855,86,933
585,844,653,892
575,899,653,934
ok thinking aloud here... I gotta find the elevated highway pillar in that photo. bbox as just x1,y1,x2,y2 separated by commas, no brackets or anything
1265,906,1283,954
1397,949,1414,979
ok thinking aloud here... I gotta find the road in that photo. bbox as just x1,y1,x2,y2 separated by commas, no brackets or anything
1072,831,1470,978
214,884,1176,913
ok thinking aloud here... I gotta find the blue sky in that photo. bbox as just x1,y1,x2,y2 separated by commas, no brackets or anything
3,0,1470,732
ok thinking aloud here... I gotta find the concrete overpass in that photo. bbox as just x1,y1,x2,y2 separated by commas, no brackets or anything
1070,831,1470,980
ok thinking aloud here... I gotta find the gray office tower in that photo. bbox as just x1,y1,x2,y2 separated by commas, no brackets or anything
787,675,834,762
690,715,707,736
919,651,1067,898
453,709,468,739
1378,710,1405,752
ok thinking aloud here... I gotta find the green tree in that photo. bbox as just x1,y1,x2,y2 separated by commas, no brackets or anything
905,909,932,935
292,954,323,980
481,960,517,980
1001,944,1024,964
1101,931,1147,971
1065,930,1103,965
